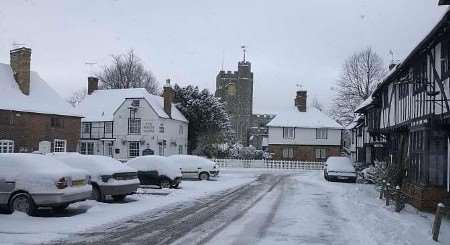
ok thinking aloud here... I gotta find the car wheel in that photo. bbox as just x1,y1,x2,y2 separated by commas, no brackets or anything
112,195,126,201
52,203,69,212
160,179,171,189
92,185,105,202
171,183,180,189
199,172,210,181
9,193,37,216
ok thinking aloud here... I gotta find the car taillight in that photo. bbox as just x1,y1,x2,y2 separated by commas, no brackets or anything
101,175,112,183
56,177,68,189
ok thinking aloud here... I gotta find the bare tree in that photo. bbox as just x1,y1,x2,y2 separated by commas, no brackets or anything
312,97,324,111
330,47,387,126
67,89,87,107
97,50,159,94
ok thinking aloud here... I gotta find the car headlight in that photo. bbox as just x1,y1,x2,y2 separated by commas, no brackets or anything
100,175,112,183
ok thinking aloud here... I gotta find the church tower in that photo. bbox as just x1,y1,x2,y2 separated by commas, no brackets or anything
215,47,254,145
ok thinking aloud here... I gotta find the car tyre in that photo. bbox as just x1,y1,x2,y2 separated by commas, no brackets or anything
9,193,37,216
112,195,126,201
92,185,105,202
160,179,171,189
171,183,180,189
199,172,210,181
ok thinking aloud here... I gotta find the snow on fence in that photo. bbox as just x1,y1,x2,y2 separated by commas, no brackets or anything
213,159,324,170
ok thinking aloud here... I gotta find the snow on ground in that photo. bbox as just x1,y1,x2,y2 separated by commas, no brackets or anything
0,170,256,245
207,171,450,245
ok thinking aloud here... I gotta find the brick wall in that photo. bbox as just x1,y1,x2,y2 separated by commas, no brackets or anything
269,144,341,161
0,110,81,152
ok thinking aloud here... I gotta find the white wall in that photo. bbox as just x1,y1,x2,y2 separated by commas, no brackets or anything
268,127,341,146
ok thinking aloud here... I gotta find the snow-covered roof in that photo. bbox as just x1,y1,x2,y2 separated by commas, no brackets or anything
267,106,343,129
354,96,374,113
0,63,81,117
345,115,363,130
76,88,187,122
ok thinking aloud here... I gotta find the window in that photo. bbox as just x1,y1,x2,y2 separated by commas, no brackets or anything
383,89,389,109
128,118,141,134
106,142,113,157
104,121,113,134
282,127,295,139
131,99,140,107
179,125,184,135
80,142,94,155
399,83,409,99
316,128,328,139
82,122,91,134
282,148,294,159
178,145,183,154
159,123,165,133
315,148,327,160
128,141,140,158
51,117,64,128
54,139,66,152
0,140,14,153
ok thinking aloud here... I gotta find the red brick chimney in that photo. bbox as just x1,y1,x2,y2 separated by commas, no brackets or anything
10,47,32,95
295,90,307,112
163,79,175,117
88,77,99,95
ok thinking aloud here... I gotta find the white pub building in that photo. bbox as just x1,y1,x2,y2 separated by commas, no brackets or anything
76,78,188,161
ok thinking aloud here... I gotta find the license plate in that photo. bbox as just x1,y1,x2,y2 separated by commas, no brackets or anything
72,180,86,186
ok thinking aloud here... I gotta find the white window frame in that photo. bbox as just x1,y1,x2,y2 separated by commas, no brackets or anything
159,123,165,133
80,142,94,155
282,147,294,159
128,118,141,135
54,139,67,152
104,121,113,134
0,140,14,153
283,127,295,139
128,141,140,158
179,125,184,135
316,128,328,139
82,122,91,134
315,148,327,160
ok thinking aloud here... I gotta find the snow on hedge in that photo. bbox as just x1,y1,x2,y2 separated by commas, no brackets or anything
127,155,182,179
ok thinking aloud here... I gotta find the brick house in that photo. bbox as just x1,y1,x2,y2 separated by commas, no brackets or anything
0,47,82,153
267,90,343,161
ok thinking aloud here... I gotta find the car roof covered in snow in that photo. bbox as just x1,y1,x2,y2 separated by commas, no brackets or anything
127,155,182,179
0,153,88,178
326,157,355,172
75,88,188,122
168,154,216,168
50,152,136,176
267,106,343,129
0,63,81,117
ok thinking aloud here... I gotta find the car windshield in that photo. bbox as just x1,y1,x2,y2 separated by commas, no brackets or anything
1,1,449,244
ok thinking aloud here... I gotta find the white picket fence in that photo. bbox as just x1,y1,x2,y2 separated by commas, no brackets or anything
213,159,324,170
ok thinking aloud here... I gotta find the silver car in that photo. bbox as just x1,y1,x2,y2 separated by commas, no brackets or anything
0,154,92,216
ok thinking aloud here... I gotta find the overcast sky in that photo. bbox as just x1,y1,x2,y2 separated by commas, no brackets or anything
0,0,447,113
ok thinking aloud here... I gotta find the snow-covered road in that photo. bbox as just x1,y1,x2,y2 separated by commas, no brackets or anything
1,169,449,245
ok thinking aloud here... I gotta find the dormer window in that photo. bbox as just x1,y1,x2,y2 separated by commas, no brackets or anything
159,123,165,133
131,99,140,107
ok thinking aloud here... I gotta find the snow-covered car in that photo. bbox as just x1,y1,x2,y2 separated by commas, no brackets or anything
168,155,219,181
50,153,139,202
127,155,182,188
0,153,91,216
324,157,357,183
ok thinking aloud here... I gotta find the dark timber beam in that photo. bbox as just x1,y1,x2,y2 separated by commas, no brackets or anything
439,0,450,5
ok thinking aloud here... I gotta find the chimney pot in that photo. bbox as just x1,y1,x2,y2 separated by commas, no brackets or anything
10,47,32,95
88,77,99,95
295,90,307,112
163,79,175,117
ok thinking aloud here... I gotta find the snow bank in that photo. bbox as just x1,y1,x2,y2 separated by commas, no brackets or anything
127,155,182,179
0,153,89,193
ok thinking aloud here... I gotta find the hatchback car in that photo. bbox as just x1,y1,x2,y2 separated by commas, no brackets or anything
168,155,219,180
0,153,91,216
50,153,139,202
324,157,357,183
127,155,182,188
